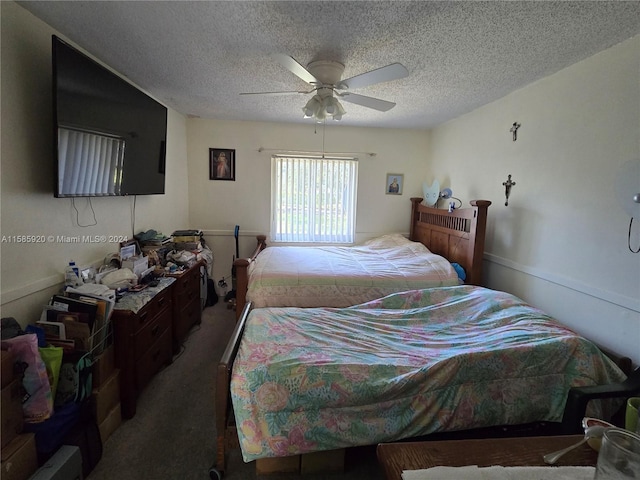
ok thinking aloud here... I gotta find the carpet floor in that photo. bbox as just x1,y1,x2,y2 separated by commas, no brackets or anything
87,302,385,480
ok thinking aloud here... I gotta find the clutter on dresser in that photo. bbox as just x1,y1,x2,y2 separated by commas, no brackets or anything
171,229,214,274
172,229,202,251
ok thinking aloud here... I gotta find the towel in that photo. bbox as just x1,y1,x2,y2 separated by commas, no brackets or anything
402,465,595,480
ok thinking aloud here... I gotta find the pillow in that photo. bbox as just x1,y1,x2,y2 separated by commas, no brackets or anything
361,234,413,249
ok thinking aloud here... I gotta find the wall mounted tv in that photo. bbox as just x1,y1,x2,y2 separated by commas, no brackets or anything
53,35,167,197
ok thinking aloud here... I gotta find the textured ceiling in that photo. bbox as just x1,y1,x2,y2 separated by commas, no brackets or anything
18,1,640,129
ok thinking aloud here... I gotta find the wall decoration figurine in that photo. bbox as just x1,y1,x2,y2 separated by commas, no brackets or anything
510,122,521,141
386,174,404,195
209,148,235,181
502,174,516,206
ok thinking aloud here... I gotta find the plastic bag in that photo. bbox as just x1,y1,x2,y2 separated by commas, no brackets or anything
167,250,196,267
39,345,63,400
1,334,54,423
55,350,93,407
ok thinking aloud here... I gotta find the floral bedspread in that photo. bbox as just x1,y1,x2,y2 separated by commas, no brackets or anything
246,234,459,308
230,286,625,462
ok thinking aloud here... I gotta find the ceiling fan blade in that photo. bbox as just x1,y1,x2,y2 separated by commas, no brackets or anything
338,92,396,112
240,90,314,96
337,63,409,90
273,54,319,85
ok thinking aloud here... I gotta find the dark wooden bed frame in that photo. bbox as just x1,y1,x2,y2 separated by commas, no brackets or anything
231,198,492,320
211,301,639,479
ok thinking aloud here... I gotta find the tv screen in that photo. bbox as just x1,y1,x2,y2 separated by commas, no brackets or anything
52,36,167,197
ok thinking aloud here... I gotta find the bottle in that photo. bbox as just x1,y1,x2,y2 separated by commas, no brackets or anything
65,261,81,287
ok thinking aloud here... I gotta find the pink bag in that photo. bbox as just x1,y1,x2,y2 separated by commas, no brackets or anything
1,334,54,423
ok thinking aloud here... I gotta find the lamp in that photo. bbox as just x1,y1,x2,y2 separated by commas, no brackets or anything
302,93,346,122
302,96,322,119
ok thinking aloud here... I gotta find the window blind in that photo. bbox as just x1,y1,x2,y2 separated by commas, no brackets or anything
271,155,358,243
58,127,125,196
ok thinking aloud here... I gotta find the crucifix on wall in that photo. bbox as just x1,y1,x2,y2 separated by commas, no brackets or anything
510,122,521,141
502,174,516,206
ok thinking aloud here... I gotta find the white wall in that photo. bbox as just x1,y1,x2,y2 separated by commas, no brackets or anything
427,35,640,363
186,119,431,290
0,2,190,324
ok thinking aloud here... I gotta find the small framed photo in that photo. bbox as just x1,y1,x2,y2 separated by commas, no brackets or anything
209,148,235,181
386,173,404,195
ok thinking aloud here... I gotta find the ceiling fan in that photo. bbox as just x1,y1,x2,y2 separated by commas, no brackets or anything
240,54,409,121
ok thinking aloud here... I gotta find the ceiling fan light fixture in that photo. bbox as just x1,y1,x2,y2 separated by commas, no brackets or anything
242,55,409,122
302,95,322,118
323,96,337,115
303,95,346,122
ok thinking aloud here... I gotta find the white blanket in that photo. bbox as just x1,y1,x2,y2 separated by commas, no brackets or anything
246,234,459,308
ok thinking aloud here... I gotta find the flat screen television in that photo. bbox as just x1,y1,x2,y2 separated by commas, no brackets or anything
52,35,167,197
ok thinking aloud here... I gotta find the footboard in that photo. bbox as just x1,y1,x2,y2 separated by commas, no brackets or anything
234,235,267,321
213,302,252,476
561,348,639,434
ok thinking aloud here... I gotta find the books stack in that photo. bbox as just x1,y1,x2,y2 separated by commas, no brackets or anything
137,231,173,255
39,287,115,355
172,229,203,252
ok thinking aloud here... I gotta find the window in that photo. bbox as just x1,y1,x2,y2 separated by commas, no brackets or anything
271,155,358,243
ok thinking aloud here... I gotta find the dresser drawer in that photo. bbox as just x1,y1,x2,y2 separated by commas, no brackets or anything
132,288,172,335
135,328,172,392
174,270,200,305
175,296,201,345
134,306,171,361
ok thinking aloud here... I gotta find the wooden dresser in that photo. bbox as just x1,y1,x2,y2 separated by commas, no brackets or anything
112,277,175,419
167,261,204,352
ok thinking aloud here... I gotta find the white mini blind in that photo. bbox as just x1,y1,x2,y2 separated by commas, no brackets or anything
58,127,125,196
272,155,358,243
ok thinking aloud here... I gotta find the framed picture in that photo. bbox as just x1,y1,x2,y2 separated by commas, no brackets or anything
386,173,404,195
209,148,235,181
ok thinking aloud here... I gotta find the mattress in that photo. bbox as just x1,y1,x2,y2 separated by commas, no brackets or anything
246,234,460,308
230,286,626,461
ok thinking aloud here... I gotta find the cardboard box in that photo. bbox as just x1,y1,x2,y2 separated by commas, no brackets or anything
91,369,120,424
0,433,37,480
1,379,24,449
255,455,300,475
98,403,122,445
300,448,345,474
1,349,16,388
122,256,148,277
92,343,115,389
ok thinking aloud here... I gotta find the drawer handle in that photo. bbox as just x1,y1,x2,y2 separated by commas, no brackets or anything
158,296,166,307
151,324,159,336
139,311,149,324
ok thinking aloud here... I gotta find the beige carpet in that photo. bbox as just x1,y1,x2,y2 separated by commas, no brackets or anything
87,302,384,480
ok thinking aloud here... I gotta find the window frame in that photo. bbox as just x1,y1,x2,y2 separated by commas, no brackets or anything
270,155,358,244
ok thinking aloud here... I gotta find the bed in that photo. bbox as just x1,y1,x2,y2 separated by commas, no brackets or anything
232,198,491,319
212,286,638,477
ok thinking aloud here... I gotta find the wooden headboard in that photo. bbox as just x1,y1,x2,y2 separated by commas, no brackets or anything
410,198,491,286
